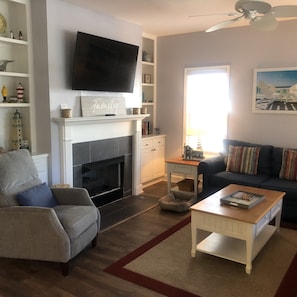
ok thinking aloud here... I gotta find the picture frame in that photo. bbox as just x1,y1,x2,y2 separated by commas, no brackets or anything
144,74,152,84
252,67,297,114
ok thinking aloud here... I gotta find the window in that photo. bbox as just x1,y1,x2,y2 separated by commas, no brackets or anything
184,66,230,153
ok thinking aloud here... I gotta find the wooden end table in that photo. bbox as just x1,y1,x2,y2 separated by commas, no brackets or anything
191,184,285,274
166,158,200,194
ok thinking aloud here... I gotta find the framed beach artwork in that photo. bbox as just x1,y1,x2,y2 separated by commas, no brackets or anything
252,67,297,114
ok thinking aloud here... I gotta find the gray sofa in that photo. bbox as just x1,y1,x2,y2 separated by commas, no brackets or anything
199,139,297,223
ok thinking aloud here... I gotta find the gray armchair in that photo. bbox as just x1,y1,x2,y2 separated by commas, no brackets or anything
0,149,101,275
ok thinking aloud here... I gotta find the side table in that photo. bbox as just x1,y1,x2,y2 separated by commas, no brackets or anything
166,158,200,194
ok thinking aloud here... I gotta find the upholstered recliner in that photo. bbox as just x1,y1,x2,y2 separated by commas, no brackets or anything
0,149,101,275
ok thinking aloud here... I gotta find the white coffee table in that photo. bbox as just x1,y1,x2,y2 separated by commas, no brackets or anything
191,184,285,274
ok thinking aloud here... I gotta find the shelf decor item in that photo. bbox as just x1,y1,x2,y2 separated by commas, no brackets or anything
144,74,151,84
1,85,7,102
142,50,153,62
0,13,7,36
16,82,24,102
0,60,14,72
11,109,23,150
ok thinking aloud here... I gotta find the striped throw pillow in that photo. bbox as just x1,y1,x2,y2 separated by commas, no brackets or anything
279,148,297,180
226,145,260,175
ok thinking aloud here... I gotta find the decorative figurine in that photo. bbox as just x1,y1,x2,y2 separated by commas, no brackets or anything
16,82,24,103
1,85,7,102
183,144,204,160
0,60,14,71
11,109,23,150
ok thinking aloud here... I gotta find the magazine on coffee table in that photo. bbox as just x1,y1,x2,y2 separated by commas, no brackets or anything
220,190,265,209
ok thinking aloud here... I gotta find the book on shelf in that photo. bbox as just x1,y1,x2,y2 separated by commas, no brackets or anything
142,121,151,135
220,190,265,209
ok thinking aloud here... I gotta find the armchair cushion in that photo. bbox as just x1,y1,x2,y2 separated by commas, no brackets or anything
17,182,58,207
54,205,99,239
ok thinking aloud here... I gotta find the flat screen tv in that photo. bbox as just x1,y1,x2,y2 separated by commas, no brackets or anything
72,32,139,92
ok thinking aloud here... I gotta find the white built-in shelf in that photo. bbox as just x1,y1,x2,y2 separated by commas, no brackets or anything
142,61,154,66
0,71,29,77
0,103,30,107
0,0,35,152
0,36,28,45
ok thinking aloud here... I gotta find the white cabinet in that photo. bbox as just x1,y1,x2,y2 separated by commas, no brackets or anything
0,0,35,151
142,33,156,135
141,135,165,183
32,153,49,184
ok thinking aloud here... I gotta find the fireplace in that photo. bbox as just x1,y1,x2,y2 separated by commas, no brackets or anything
54,114,147,197
72,137,132,206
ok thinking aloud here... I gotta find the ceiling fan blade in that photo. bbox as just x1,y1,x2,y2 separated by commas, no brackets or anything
250,14,278,31
272,5,297,18
189,12,239,18
205,16,243,32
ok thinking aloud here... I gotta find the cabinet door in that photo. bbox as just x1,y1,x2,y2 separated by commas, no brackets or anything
141,146,153,183
152,144,165,178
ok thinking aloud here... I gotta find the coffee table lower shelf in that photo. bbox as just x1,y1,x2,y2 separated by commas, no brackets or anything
195,224,276,265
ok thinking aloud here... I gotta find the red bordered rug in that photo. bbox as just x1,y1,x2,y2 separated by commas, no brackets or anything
104,216,297,297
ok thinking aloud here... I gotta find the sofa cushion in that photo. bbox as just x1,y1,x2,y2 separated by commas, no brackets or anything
261,177,297,194
54,205,98,239
279,148,297,180
17,182,58,207
210,171,270,188
226,145,260,175
223,139,273,176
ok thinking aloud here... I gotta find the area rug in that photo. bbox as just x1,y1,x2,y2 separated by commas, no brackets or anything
104,217,297,297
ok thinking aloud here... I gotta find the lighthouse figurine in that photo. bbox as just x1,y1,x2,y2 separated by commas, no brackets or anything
16,82,24,103
11,109,23,150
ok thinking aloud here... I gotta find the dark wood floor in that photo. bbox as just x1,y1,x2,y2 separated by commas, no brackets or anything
0,182,188,297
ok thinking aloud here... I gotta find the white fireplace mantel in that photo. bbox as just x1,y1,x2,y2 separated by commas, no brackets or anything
54,114,149,195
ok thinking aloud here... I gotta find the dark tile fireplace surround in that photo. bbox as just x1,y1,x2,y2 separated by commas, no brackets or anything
72,136,132,207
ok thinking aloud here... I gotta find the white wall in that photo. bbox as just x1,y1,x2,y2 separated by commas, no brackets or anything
157,20,297,159
43,0,142,184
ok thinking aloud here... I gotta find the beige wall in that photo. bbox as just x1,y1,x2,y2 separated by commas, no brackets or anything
157,20,297,159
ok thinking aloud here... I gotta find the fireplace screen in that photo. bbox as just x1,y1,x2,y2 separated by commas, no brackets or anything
81,156,124,204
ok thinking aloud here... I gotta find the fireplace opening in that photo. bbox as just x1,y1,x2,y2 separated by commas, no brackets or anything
81,156,125,207
72,137,132,207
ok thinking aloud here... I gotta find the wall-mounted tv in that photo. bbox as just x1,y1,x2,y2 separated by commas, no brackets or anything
72,31,139,93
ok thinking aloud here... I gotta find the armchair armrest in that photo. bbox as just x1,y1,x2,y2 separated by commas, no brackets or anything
199,156,226,189
51,187,95,206
0,206,71,262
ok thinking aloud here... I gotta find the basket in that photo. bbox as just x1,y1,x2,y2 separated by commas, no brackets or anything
177,179,194,192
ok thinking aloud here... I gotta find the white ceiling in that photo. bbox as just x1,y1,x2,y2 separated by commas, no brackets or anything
63,0,297,36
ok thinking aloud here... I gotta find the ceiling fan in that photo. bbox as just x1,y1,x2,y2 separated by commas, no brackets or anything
205,0,297,32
